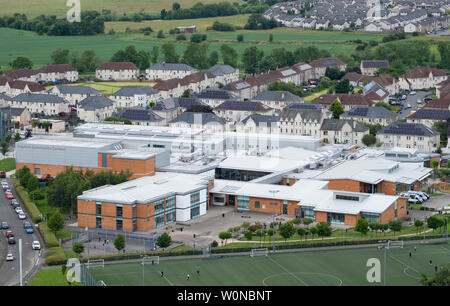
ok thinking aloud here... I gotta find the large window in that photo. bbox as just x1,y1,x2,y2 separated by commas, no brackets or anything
154,200,164,213
155,213,165,228
327,213,345,225
335,194,359,201
96,216,102,229
96,202,102,215
116,219,123,231
166,196,175,210
101,153,108,168
166,211,176,224
237,196,250,211
361,212,379,224
190,192,200,204
116,205,123,218
301,206,315,220
190,206,200,219
255,201,260,209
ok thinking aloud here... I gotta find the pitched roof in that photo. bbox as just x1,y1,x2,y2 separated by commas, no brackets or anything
207,64,237,76
309,57,347,68
176,97,203,109
378,123,439,137
112,86,159,97
240,114,278,126
0,93,11,101
97,62,138,71
253,91,302,103
194,88,237,100
215,100,272,112
8,80,45,92
292,62,313,73
342,106,397,119
148,63,196,71
363,81,389,101
320,119,369,132
279,108,323,122
286,103,321,110
170,111,226,125
3,68,37,79
400,66,447,79
361,60,389,68
53,85,101,95
118,107,164,122
312,94,373,106
153,78,183,91
424,97,450,110
79,96,114,110
37,64,77,73
12,93,68,103
223,80,251,91
10,107,26,116
152,98,179,111
408,108,450,120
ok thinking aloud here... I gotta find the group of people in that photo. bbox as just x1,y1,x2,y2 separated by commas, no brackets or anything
409,246,440,272
160,269,201,280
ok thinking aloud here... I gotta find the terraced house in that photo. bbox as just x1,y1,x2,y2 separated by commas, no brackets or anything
49,85,102,105
110,86,161,108
320,119,369,145
279,105,326,137
377,123,440,152
146,63,197,81
96,62,139,81
398,66,448,90
8,93,69,115
341,106,398,126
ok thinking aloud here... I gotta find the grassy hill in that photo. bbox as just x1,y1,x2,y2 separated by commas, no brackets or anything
0,0,239,17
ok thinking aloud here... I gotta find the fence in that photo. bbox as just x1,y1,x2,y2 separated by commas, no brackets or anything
80,264,106,286
72,229,159,253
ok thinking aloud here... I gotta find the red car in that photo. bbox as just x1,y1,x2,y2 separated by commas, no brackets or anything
39,174,51,182
6,230,14,238
0,172,5,178
6,193,14,200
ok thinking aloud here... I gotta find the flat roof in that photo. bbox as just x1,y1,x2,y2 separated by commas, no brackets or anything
78,172,212,204
217,155,310,173
16,136,119,149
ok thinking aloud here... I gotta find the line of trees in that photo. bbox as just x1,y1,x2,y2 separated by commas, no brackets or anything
50,48,102,73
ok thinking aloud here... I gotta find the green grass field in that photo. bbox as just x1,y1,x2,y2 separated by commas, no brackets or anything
87,242,450,286
0,158,16,172
0,0,239,17
46,81,156,95
28,268,82,286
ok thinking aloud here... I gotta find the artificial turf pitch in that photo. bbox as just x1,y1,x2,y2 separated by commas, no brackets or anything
88,242,450,286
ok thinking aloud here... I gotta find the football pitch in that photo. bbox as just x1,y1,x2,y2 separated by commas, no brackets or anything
88,242,450,286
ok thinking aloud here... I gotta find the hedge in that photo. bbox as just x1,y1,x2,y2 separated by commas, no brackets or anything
39,222,59,248
14,181,42,223
45,247,67,266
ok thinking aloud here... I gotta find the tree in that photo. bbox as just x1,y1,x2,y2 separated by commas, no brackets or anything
51,48,70,64
309,227,318,239
432,121,447,145
427,216,443,232
421,264,450,286
269,33,273,43
244,230,253,240
279,222,295,243
242,46,264,74
1,141,9,157
297,228,306,240
183,43,209,69
220,44,238,67
72,242,84,257
157,30,165,38
14,132,21,142
388,220,402,236
114,234,126,253
316,222,332,239
329,99,344,119
237,34,244,42
218,231,232,246
150,46,159,65
161,43,179,63
369,223,380,236
355,218,369,236
70,50,102,73
303,218,313,228
414,219,424,235
208,51,219,67
438,42,450,70
256,229,266,243
172,2,181,10
335,78,353,94
47,211,64,235
26,175,40,192
156,232,171,249
11,56,33,69
325,67,345,80
362,134,377,147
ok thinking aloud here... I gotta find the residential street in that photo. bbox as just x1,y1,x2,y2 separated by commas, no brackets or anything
397,91,430,119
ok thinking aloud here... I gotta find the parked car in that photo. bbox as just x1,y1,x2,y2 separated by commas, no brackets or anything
6,230,14,238
410,91,417,95
18,213,26,220
38,174,51,182
15,207,23,214
408,190,429,201
6,254,14,261
10,199,18,205
6,193,14,200
2,184,9,191
0,172,6,178
1,221,8,229
408,197,422,204
32,241,41,250
24,222,34,234
407,104,412,108
8,237,16,245
417,99,422,104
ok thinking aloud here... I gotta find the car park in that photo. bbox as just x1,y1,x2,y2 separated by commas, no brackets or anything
8,237,16,244
6,254,14,261
18,213,26,220
1,221,8,229
6,230,14,238
32,241,41,250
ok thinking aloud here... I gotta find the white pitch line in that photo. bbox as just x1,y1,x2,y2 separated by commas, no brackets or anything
389,254,421,280
267,256,308,286
163,275,174,286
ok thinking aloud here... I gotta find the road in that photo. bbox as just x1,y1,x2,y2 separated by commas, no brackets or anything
0,178,43,286
397,90,430,119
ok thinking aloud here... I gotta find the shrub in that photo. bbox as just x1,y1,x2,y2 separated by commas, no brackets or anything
244,231,253,240
190,34,203,43
39,222,59,247
29,189,45,201
14,182,42,222
211,240,218,248
176,34,186,40
45,247,67,266
292,218,302,225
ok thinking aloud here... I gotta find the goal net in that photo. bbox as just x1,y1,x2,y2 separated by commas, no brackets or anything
142,255,160,265
386,240,404,249
87,259,105,268
250,248,269,257
97,280,107,286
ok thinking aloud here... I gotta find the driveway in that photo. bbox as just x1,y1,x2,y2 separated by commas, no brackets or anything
398,90,430,119
422,194,450,210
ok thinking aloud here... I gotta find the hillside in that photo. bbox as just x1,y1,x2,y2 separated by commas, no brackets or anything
0,0,239,17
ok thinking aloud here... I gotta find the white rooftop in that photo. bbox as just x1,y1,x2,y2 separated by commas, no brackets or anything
218,155,310,173
17,136,119,149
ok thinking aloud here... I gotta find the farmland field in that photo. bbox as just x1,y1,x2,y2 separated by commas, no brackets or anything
0,0,240,17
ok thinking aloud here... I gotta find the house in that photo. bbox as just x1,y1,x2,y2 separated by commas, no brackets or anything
145,63,197,81
360,60,389,76
320,119,369,145
222,80,254,100
341,106,398,126
117,107,165,126
436,79,450,99
309,58,347,79
292,62,314,84
32,119,66,134
48,85,102,105
169,111,227,133
3,80,46,96
151,98,183,124
110,86,161,108
398,66,448,90
407,109,450,128
194,88,238,108
2,69,38,82
77,96,115,123
153,78,186,99
363,81,390,103
236,114,279,134
96,62,139,81
341,72,374,87
312,94,374,111
207,64,240,85
10,108,31,130
377,123,440,152
214,100,273,123
9,93,70,115
253,91,303,111
279,108,325,137
36,64,78,83
423,97,450,110
153,71,217,98
176,25,196,34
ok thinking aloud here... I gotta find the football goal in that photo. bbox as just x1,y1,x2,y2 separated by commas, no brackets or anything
250,248,269,257
87,259,105,268
386,240,404,249
142,255,160,265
